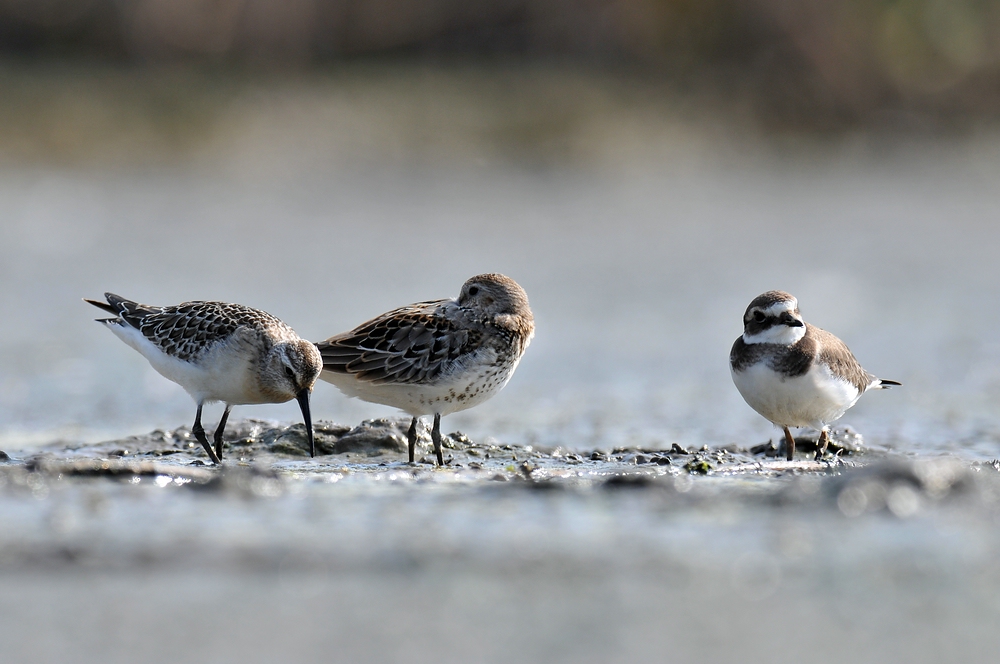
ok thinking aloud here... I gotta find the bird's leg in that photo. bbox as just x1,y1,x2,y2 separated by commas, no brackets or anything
214,405,232,461
407,416,418,464
432,413,444,466
192,403,222,465
783,426,795,462
815,428,830,461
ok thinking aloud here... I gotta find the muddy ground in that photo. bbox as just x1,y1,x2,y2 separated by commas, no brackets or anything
1,419,999,663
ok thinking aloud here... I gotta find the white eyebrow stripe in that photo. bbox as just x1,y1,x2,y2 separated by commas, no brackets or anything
761,300,797,316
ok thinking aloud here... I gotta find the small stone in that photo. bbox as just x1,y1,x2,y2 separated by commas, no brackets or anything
684,459,712,475
750,441,780,457
448,431,473,445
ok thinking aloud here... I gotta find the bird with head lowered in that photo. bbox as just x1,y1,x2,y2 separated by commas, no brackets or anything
85,293,322,463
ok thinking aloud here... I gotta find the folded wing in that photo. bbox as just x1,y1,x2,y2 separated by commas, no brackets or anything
316,300,483,385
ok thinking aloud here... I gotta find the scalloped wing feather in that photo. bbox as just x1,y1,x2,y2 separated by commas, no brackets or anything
317,300,484,385
99,295,289,362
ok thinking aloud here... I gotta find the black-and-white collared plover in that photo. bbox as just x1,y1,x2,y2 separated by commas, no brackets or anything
85,294,322,463
315,274,534,465
730,290,900,461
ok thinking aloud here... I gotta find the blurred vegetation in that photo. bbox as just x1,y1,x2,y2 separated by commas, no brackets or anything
0,62,742,166
0,0,998,131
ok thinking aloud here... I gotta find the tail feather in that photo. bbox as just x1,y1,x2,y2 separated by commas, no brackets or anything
84,293,158,328
84,297,118,316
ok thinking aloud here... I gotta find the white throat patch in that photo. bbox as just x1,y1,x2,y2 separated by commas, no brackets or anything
743,324,806,346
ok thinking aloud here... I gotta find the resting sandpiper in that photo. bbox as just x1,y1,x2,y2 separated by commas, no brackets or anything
315,274,534,465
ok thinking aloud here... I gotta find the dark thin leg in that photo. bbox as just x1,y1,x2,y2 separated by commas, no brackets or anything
192,403,222,465
407,417,418,464
815,429,830,461
432,413,443,466
783,426,795,462
214,405,232,461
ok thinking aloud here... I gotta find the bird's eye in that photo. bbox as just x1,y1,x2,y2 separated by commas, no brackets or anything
468,286,480,296
285,366,295,379
752,311,766,323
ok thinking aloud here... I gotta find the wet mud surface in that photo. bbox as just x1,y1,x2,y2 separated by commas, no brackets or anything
1,417,960,502
0,417,997,571
3,419,1000,663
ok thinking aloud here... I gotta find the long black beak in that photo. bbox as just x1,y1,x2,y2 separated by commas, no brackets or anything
296,388,315,458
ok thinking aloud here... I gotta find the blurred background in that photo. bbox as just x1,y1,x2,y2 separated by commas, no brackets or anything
2,0,1000,130
1,0,1000,457
5,5,1000,663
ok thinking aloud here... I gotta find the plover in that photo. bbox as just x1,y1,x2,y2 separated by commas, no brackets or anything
315,274,534,465
85,294,322,463
730,290,900,461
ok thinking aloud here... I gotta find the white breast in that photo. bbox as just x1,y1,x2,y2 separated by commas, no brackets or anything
732,361,862,430
321,350,523,417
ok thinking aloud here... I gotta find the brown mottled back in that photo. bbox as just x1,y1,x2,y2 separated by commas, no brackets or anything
91,293,292,362
316,300,489,385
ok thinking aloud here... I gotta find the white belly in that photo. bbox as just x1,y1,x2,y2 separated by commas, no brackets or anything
732,362,861,430
321,356,522,417
109,324,271,405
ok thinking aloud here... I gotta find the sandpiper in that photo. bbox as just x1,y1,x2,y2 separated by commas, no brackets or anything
315,274,534,465
730,290,900,461
85,293,322,463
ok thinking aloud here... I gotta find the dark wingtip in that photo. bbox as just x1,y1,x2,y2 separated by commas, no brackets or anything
84,297,118,315
880,379,902,387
